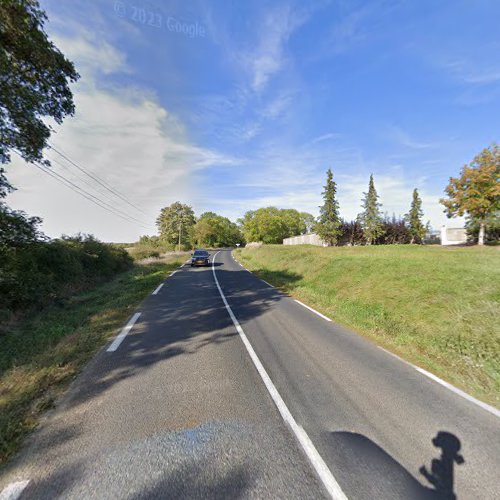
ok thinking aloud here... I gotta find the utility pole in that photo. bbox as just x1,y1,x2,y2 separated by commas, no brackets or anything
178,220,182,252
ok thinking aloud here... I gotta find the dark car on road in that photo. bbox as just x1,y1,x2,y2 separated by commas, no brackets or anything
191,249,210,267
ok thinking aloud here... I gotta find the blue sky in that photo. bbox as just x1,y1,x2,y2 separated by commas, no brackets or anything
7,0,500,241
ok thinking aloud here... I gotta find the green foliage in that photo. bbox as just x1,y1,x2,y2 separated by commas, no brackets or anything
0,0,79,165
357,174,385,244
237,244,500,407
465,212,500,244
300,212,316,234
0,234,132,325
405,189,426,244
0,256,184,464
193,212,243,248
156,201,196,248
315,168,341,245
440,144,500,244
239,207,306,244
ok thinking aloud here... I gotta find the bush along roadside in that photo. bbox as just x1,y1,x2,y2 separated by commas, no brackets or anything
0,234,133,329
0,255,184,466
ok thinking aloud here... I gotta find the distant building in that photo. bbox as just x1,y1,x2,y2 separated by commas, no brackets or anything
283,233,328,246
440,226,467,245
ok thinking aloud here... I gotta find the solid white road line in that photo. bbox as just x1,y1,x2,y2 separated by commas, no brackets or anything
170,270,177,276
152,283,163,295
0,480,30,500
107,312,141,352
415,367,500,418
378,348,500,418
294,300,332,322
212,252,347,500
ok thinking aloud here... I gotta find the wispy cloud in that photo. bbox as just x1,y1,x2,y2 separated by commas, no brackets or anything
384,124,438,150
8,33,239,241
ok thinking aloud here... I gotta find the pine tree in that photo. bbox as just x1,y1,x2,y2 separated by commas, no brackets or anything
315,169,341,245
357,174,384,245
405,188,426,244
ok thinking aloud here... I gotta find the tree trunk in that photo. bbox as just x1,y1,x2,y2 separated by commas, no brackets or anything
478,221,485,246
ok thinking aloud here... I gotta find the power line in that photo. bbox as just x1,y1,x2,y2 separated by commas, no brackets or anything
12,150,154,229
47,141,148,215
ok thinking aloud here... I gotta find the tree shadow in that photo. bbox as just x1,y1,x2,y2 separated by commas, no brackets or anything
325,431,464,499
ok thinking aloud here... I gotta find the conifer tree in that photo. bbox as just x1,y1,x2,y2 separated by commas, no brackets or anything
357,174,384,245
405,188,426,244
315,169,341,245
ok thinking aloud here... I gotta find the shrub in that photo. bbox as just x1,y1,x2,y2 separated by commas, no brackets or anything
0,235,132,326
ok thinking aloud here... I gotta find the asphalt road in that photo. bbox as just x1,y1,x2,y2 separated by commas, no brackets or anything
1,249,499,499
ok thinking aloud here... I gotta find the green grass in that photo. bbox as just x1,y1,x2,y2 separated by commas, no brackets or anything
236,245,500,408
0,256,184,466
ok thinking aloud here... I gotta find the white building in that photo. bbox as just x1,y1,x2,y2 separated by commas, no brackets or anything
440,226,467,245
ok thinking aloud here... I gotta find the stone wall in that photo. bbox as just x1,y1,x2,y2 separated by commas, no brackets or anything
283,234,328,246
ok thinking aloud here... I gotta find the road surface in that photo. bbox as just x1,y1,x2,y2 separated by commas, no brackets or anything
1,249,498,499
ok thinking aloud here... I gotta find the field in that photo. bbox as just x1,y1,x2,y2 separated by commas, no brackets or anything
0,255,186,466
235,245,500,407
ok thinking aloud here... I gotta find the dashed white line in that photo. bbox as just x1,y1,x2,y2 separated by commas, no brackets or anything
152,283,163,295
107,312,141,352
294,300,332,322
212,251,347,500
261,279,273,287
0,480,30,500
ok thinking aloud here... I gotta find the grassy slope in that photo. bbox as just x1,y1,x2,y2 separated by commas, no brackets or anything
236,245,500,407
0,256,185,465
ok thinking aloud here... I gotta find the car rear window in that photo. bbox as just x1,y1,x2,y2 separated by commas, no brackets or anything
194,251,208,256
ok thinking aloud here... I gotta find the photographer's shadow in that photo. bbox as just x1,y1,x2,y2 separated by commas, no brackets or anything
327,430,464,499
420,431,464,500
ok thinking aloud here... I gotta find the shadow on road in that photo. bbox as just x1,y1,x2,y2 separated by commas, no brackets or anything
325,431,464,499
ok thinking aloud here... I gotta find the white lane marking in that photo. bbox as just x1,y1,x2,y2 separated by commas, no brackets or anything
212,252,348,500
107,312,141,352
294,300,332,322
378,347,500,418
415,367,500,418
152,283,163,295
170,270,177,276
261,279,273,287
0,480,30,500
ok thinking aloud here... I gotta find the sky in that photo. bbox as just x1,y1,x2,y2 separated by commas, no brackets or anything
6,0,500,242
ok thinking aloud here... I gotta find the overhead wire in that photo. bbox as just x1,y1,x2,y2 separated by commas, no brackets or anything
12,150,154,230
47,141,148,215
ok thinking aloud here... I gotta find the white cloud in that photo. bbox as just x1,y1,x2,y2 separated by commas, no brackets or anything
6,34,239,242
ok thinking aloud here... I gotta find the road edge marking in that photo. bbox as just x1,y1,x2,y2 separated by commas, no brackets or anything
414,367,500,418
152,283,163,295
0,480,30,500
212,251,348,500
107,312,141,352
294,299,332,322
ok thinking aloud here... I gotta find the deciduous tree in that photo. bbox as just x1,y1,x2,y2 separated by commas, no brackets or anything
156,202,195,249
440,144,500,245
0,0,79,166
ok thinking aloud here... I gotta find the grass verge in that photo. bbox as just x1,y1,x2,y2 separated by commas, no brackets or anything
235,245,500,408
0,255,185,466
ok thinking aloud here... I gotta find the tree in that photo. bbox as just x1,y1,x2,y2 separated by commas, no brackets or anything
300,212,316,234
315,169,341,245
357,174,384,244
465,211,500,245
405,189,426,244
239,207,304,244
193,212,244,248
440,144,500,245
0,168,43,249
156,202,195,250
0,0,79,166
